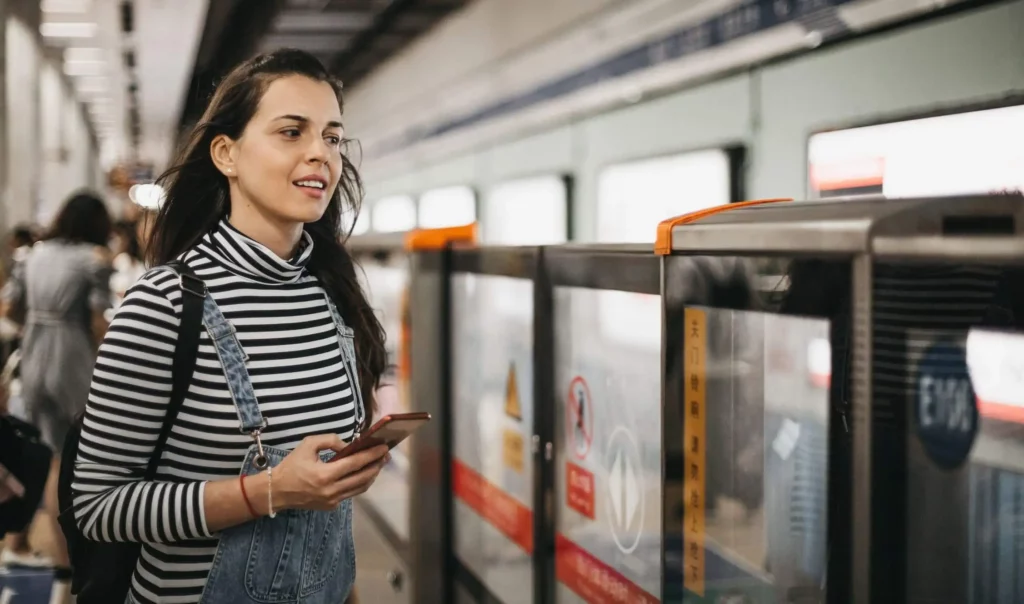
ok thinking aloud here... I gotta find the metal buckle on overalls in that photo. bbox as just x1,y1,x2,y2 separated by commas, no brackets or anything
246,418,270,469
179,273,207,297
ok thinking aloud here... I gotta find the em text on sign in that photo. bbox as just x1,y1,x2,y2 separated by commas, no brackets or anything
914,338,978,469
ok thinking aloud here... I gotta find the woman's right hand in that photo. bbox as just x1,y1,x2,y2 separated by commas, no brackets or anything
272,434,389,512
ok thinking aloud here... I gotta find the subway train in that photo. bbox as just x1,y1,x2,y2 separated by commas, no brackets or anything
339,2,1024,602
349,0,1024,244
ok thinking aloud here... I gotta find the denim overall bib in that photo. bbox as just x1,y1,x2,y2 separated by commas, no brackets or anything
157,276,365,604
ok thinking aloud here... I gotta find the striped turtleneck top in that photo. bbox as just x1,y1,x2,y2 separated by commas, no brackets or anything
72,220,359,604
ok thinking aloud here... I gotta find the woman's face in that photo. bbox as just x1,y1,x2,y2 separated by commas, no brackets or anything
221,75,345,226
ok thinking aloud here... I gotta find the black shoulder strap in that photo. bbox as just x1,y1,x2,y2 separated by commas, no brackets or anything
145,260,206,480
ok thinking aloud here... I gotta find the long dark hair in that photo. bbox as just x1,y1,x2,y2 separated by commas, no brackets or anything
47,191,112,246
148,48,385,426
112,220,141,260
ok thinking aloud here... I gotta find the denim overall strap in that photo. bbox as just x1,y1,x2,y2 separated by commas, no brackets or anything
192,275,360,604
303,275,366,435
202,294,270,464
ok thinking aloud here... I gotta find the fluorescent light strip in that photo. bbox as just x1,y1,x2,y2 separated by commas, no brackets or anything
40,22,97,38
64,61,105,77
41,0,90,13
64,47,104,62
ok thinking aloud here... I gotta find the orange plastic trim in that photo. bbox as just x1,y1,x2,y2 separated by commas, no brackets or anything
404,223,477,251
654,198,792,256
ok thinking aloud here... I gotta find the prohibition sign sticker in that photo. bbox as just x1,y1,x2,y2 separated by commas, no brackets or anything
567,376,594,460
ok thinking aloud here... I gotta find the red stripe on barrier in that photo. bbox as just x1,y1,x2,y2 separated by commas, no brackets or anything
452,458,534,554
555,533,658,604
978,399,1024,425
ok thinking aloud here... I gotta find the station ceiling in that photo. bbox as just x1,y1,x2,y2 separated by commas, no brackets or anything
178,0,468,133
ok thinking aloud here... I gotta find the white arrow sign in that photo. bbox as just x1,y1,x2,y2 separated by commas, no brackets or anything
606,425,644,554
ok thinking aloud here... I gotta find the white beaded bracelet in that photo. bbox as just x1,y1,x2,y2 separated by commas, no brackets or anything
267,465,276,518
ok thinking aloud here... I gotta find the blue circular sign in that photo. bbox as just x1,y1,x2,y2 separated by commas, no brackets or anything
914,339,978,469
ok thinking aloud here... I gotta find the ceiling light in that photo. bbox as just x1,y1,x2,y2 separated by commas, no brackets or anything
64,47,103,62
40,22,97,38
74,76,108,94
129,184,166,211
64,60,104,77
41,0,90,13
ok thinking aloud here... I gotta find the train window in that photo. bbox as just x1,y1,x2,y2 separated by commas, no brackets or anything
595,149,731,349
418,185,476,229
596,149,731,243
483,175,569,244
371,195,416,232
809,103,1024,199
345,208,369,236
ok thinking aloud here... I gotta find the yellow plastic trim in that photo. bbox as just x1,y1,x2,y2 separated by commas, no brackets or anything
654,198,792,256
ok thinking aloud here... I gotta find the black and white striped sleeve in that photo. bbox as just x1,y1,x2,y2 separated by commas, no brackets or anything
71,270,212,543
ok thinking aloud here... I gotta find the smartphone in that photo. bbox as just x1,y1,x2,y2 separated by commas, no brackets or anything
335,412,431,459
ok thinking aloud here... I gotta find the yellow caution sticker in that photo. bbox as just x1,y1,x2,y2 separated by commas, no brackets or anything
683,308,706,597
503,428,525,473
505,363,522,421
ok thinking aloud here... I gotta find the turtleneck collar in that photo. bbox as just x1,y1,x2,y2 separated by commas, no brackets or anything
194,219,314,284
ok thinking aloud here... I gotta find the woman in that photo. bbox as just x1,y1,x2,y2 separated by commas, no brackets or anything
71,49,389,604
0,192,112,590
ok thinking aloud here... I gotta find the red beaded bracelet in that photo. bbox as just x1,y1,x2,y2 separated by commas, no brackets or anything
239,475,259,518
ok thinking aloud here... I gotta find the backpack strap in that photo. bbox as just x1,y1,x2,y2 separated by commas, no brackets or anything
144,260,206,480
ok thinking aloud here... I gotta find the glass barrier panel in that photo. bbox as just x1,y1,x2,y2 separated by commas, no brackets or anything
554,287,663,603
664,254,850,604
359,259,410,408
598,291,661,351
965,329,1024,604
873,262,1024,604
451,273,535,603
357,257,413,541
678,307,830,603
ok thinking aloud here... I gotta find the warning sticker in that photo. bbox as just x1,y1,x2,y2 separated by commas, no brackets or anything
683,308,707,597
566,461,595,519
506,363,522,421
503,428,525,473
567,377,594,460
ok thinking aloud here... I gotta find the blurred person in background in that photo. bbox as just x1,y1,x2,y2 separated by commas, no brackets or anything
0,191,112,592
8,225,36,266
108,219,146,311
0,225,37,373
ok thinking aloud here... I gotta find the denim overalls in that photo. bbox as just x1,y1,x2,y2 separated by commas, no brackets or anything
129,274,366,604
